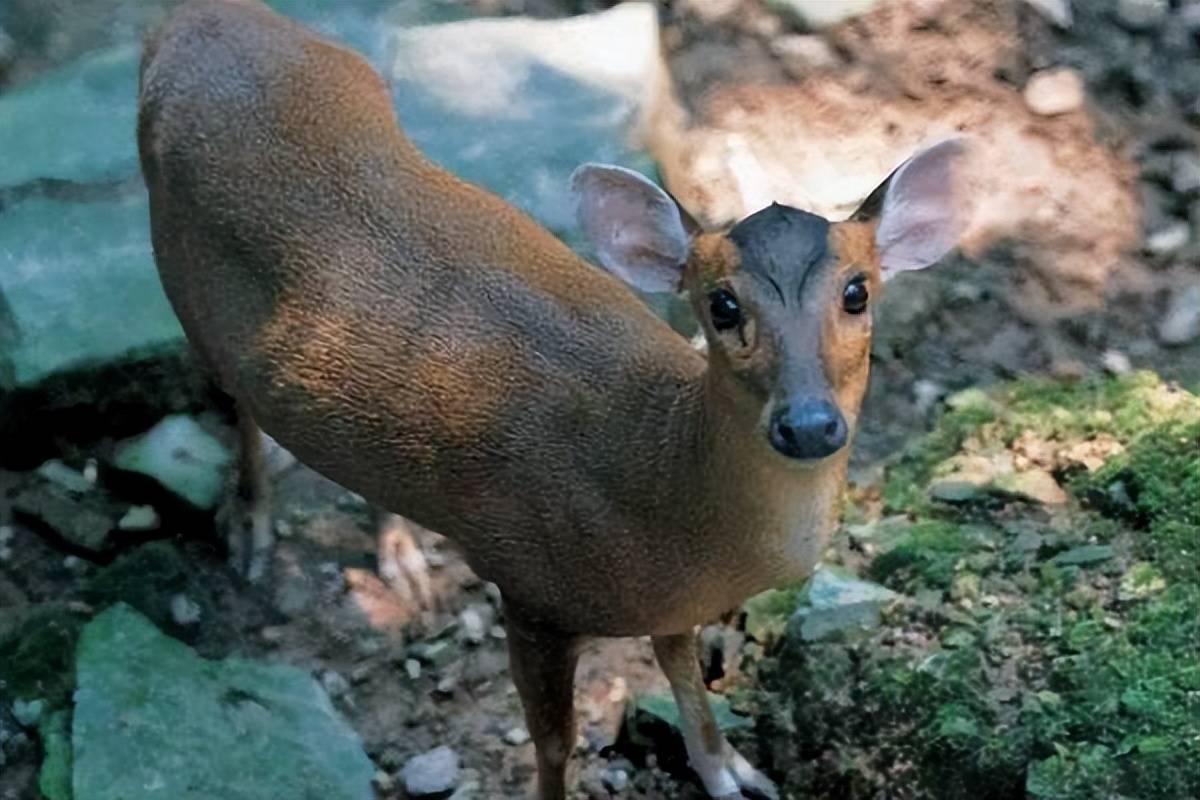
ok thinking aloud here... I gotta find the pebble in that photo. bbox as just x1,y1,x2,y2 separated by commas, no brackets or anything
117,505,160,532
489,624,507,640
1145,221,1190,255
435,674,458,696
169,593,202,627
372,770,394,793
770,34,838,74
1158,283,1200,345
402,745,461,798
457,603,494,645
319,669,351,699
1116,0,1168,31
912,379,945,415
502,725,530,746
273,518,294,539
62,555,87,574
404,658,423,680
1023,0,1072,28
1171,151,1200,196
1023,67,1085,116
601,766,630,793
1101,349,1132,375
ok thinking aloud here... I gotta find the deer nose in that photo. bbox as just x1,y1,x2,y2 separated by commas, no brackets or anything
769,399,848,460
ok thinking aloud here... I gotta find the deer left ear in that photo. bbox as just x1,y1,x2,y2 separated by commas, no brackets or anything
853,138,974,281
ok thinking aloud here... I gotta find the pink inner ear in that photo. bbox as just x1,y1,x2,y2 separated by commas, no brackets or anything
572,164,690,294
875,139,972,277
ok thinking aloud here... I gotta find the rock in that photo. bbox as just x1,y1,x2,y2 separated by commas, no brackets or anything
789,565,900,641
1145,221,1191,255
1051,544,1117,566
770,34,839,74
1023,0,1073,28
767,0,881,27
386,4,668,247
36,460,93,494
601,765,630,793
1116,0,1169,31
11,698,45,729
116,505,160,532
168,593,202,627
1101,349,1133,376
1023,67,1085,116
0,47,140,187
1157,283,1200,345
0,194,183,394
110,415,233,510
457,603,493,646
992,469,1069,505
402,745,461,798
502,726,531,746
1171,151,1200,196
73,604,375,800
12,482,118,553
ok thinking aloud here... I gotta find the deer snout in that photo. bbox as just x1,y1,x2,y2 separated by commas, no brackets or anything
768,399,848,460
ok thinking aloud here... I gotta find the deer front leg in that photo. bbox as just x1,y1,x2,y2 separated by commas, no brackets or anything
505,608,583,800
218,403,274,582
652,630,778,800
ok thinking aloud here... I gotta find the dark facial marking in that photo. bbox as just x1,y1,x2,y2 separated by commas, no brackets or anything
728,203,832,303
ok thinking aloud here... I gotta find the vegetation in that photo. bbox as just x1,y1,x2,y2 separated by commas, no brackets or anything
739,373,1200,799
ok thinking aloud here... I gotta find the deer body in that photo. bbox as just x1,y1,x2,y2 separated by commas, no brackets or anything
139,2,970,797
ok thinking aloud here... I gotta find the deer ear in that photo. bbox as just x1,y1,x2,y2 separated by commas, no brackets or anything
571,164,692,293
853,138,974,281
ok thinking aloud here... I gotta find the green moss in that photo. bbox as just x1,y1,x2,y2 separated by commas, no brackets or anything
0,605,85,709
746,373,1199,799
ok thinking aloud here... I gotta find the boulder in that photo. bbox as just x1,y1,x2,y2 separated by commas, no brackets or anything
72,604,375,800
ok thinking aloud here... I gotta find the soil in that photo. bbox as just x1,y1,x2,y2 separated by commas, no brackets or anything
2,1,1199,799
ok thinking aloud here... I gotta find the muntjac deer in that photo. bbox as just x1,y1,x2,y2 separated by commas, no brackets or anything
138,1,972,797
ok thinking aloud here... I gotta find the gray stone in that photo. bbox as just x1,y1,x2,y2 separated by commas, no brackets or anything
111,415,233,510
1051,544,1117,566
0,46,139,187
0,194,183,393
1024,67,1085,116
789,566,900,641
1116,0,1169,31
502,725,530,746
13,483,117,553
169,594,202,627
1145,221,1191,255
73,604,375,800
402,745,461,797
1157,283,1200,345
385,4,667,247
36,460,94,494
1171,151,1200,196
1022,0,1073,28
767,0,881,27
117,505,160,532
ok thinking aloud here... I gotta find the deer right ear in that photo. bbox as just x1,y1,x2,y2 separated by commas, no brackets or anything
571,164,692,294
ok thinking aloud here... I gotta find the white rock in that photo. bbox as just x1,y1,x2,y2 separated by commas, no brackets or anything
768,0,881,27
402,746,461,798
1024,67,1085,116
1158,283,1200,346
502,725,530,746
1023,0,1072,28
770,34,838,72
1145,221,1191,255
1171,151,1200,196
1101,349,1132,375
457,603,494,645
117,504,160,532
404,658,422,680
169,593,202,627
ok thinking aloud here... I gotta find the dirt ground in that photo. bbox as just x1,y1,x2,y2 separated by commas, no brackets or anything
2,1,1199,799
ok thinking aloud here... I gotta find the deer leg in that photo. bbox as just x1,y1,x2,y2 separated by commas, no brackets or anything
218,403,274,582
375,511,435,620
505,608,582,800
652,630,778,800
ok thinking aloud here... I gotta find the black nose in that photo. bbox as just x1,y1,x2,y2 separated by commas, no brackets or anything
769,399,848,460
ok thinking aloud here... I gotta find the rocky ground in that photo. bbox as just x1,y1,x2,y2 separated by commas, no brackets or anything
1,1,1198,799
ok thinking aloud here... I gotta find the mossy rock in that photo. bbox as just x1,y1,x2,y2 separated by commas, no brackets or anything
0,604,86,710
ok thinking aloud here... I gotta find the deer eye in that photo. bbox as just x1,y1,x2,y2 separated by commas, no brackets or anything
708,288,742,331
842,276,869,315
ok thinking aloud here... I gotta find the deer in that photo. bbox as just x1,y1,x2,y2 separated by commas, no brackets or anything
137,1,972,797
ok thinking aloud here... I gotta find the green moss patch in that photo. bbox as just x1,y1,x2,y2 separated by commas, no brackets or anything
741,373,1200,800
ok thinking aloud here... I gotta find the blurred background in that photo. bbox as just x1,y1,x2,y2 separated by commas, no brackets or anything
0,1,1197,799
